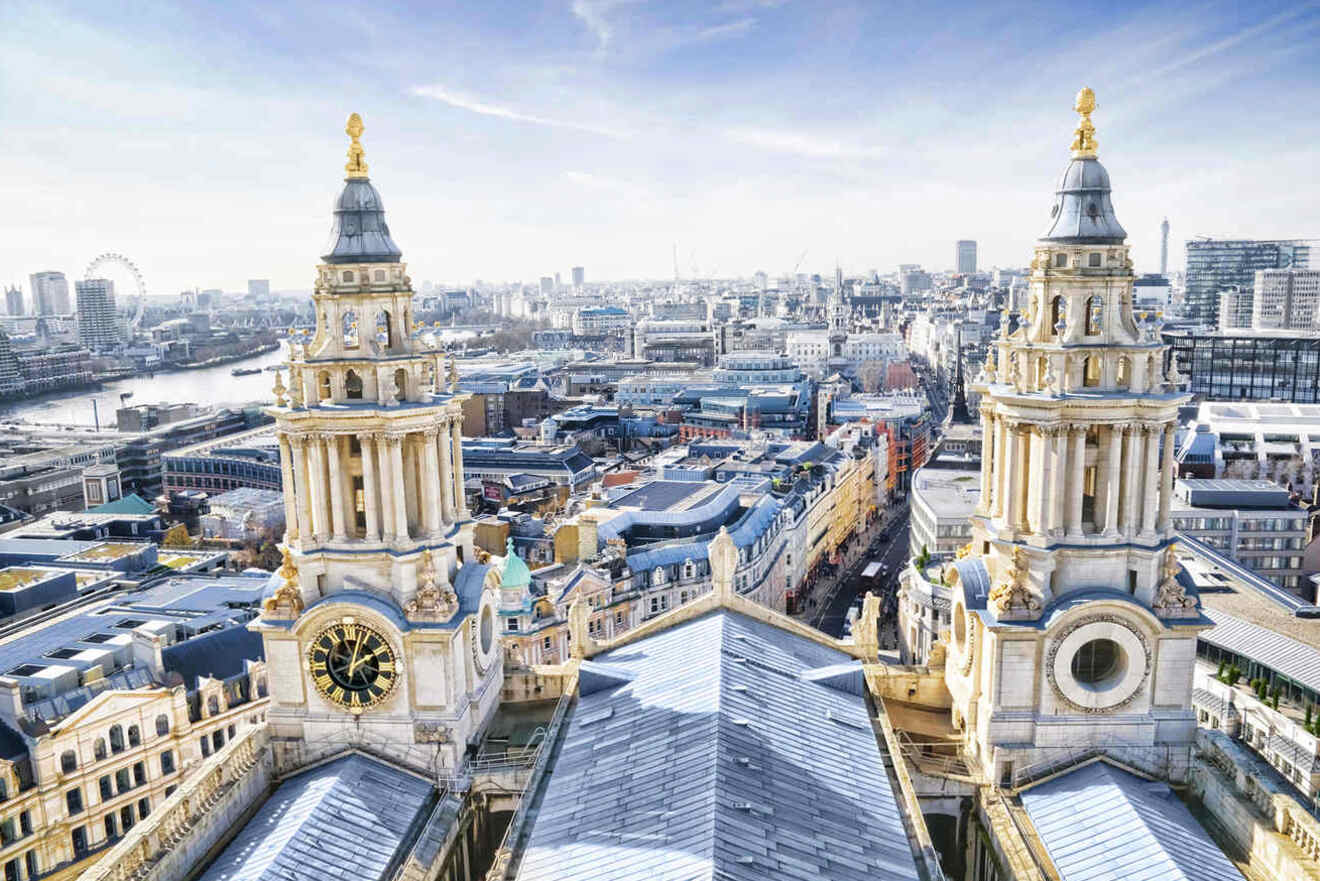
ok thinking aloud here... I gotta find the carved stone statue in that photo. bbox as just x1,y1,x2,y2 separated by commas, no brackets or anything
272,369,288,407
262,547,304,619
1152,543,1197,617
708,526,739,602
405,550,459,622
988,545,1040,617
853,591,880,658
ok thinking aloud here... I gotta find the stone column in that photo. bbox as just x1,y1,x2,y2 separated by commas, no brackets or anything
1001,420,1019,530
306,434,329,541
1016,424,1032,531
1122,425,1144,536
389,435,409,542
278,434,298,542
1158,424,1176,533
438,417,456,525
1103,425,1123,537
1067,425,1085,537
995,417,1012,522
1050,428,1067,536
325,434,347,541
978,410,994,514
421,428,441,537
1141,424,1161,536
377,433,396,542
291,436,313,544
1035,426,1053,536
359,433,381,541
450,412,467,519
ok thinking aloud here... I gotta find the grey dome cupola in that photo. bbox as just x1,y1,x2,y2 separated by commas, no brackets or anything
1039,88,1126,245
321,113,404,265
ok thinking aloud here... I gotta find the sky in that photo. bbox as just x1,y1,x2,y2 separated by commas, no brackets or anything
3,0,1319,294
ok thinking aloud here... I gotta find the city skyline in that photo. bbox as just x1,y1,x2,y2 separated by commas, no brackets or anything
4,0,1320,292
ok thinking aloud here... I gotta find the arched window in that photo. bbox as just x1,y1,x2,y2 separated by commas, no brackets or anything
342,310,359,348
1050,296,1065,337
393,368,407,401
317,370,332,401
1083,355,1101,388
256,677,268,698
377,311,393,349
1085,295,1103,335
127,725,140,747
94,739,107,761
206,695,220,716
345,369,363,400
341,270,354,282
60,751,77,773
108,725,125,754
155,715,169,736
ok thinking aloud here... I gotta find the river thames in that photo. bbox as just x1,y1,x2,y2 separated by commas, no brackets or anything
1,331,478,428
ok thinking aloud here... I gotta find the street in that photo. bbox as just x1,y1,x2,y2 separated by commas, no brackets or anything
813,507,911,640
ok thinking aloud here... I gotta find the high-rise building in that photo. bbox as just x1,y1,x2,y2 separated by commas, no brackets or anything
539,276,554,294
1184,238,1311,326
1160,217,1170,276
571,266,585,287
1252,268,1320,333
955,240,977,273
75,278,119,351
29,270,70,314
4,285,22,316
248,279,271,298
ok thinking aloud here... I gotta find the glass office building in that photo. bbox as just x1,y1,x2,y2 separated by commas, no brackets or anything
1184,239,1311,326
1164,330,1320,402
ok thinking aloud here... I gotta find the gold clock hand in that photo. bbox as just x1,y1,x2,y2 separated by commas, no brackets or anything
346,637,363,680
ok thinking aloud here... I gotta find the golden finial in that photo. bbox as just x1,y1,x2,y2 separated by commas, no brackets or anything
344,112,369,179
1070,87,1098,159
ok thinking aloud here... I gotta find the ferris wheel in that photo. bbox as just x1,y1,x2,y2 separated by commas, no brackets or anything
85,252,147,331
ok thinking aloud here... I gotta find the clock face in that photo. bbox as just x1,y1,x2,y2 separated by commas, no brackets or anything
306,619,398,713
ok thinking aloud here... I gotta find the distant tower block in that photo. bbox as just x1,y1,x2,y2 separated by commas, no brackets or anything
956,240,977,274
1160,217,1170,276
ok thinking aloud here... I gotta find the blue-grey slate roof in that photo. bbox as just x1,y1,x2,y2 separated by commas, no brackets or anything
196,753,435,881
1019,762,1243,881
516,609,921,881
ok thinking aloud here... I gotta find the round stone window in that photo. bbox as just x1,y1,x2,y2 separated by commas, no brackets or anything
479,604,494,656
1048,618,1150,713
1070,638,1122,687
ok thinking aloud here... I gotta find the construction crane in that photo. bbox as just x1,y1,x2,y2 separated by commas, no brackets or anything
791,250,808,277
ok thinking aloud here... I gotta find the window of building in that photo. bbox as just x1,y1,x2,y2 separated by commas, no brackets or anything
103,814,117,841
200,735,210,758
506,619,519,632
212,730,224,751
207,695,219,716
155,714,169,737
138,797,150,820
108,725,124,754
71,826,88,856
132,762,146,786
60,750,77,773
18,813,30,837
115,768,130,793
160,750,175,775
1071,638,1122,684
120,805,133,833
99,775,113,800
94,738,106,761
1054,253,1067,268
1088,253,1102,267
23,852,35,879
127,725,141,747
1083,356,1101,387
65,788,83,815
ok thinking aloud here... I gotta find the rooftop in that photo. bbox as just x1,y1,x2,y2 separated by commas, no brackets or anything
517,609,920,881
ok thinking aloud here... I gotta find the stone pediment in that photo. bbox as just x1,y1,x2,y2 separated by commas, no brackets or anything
49,686,173,735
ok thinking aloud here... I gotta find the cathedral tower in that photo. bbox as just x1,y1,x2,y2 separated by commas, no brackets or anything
945,90,1202,785
253,116,502,775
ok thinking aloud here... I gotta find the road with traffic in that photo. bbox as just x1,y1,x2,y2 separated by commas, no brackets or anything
814,507,911,640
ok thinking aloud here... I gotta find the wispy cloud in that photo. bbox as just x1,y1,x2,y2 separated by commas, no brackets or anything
572,0,629,49
410,84,629,139
724,127,886,159
1142,1,1320,80
695,16,758,41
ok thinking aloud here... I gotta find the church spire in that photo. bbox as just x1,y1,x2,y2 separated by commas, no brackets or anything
948,323,972,425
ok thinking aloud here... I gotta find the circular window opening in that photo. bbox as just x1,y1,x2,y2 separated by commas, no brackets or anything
479,604,494,656
1071,638,1122,686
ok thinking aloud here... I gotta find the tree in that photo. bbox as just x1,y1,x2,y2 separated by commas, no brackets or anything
161,524,192,548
